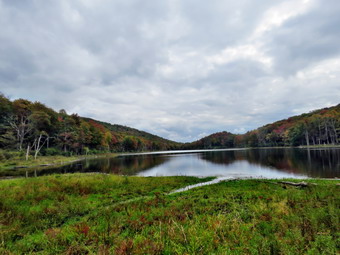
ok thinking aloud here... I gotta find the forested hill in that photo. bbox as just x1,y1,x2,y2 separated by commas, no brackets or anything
237,104,340,147
0,95,180,156
186,104,340,149
1,93,339,157
82,117,179,149
182,131,235,149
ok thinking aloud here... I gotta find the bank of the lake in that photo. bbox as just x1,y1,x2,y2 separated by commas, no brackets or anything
1,145,339,178
1,144,338,170
0,173,338,254
0,152,119,173
2,147,340,180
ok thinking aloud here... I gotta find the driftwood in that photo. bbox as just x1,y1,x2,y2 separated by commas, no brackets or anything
14,166,28,169
278,181,315,187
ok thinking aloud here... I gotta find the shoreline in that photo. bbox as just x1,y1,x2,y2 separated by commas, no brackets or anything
1,170,339,182
0,152,119,171
2,144,339,170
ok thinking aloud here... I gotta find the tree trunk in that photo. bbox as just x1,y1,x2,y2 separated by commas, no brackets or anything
34,134,42,160
305,129,309,147
34,133,47,160
7,115,32,151
329,119,338,144
325,124,330,144
318,123,322,145
26,144,30,161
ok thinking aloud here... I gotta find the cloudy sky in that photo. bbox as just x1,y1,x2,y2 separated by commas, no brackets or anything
0,0,339,142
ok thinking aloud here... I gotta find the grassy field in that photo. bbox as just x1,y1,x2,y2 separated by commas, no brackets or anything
0,174,339,254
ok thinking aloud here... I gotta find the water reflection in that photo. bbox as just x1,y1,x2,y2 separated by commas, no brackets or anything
2,154,170,178
1,148,339,178
138,158,307,179
138,148,339,178
200,148,340,178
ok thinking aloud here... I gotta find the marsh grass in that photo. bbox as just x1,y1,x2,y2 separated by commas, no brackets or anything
0,151,121,171
0,155,80,170
0,174,338,254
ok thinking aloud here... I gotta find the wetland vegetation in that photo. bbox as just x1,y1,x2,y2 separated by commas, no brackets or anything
0,174,338,254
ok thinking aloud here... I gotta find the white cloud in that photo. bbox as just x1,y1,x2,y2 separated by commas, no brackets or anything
0,0,339,142
253,0,314,38
207,44,273,69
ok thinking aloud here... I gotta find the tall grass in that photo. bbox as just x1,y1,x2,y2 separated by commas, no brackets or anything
0,174,338,254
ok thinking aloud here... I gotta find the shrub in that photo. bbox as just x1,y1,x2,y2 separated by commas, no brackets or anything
43,148,62,156
0,150,21,160
61,151,72,157
88,149,101,155
0,151,5,161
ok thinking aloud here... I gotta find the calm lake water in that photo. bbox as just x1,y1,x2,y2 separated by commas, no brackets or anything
4,148,340,179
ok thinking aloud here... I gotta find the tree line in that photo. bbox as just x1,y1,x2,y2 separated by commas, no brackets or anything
1,93,339,159
0,94,178,159
185,104,340,149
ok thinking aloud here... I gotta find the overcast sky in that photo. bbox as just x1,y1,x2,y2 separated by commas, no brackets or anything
1,0,340,142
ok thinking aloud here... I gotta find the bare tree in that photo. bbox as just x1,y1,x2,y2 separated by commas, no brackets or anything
25,144,30,161
7,115,33,151
32,131,48,159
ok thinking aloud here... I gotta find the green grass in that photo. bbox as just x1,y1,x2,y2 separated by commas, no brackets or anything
0,155,80,170
298,144,340,149
0,175,339,254
0,153,120,173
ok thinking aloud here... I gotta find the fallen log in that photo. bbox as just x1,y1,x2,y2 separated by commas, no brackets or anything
278,181,314,187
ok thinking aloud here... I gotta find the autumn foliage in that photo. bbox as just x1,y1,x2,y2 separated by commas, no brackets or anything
1,92,339,156
0,94,179,157
185,104,340,148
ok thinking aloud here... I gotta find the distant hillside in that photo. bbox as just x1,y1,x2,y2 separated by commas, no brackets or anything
186,104,340,149
0,94,180,156
0,92,339,157
82,117,180,151
237,104,340,147
183,131,235,149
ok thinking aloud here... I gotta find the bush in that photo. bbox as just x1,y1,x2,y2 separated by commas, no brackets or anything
43,148,62,156
88,149,101,155
0,151,5,161
61,151,72,157
0,150,20,160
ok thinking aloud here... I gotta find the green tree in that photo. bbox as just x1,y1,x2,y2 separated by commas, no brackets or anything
288,123,305,146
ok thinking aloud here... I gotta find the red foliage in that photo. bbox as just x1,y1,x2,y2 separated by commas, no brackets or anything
111,133,119,144
45,228,61,239
115,239,134,255
88,120,107,133
319,109,328,115
75,223,90,236
273,122,291,134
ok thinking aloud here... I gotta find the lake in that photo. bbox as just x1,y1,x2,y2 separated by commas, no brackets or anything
4,148,340,179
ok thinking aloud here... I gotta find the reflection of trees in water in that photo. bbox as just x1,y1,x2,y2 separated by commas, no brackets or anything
202,151,236,165
100,155,170,175
13,155,171,177
201,149,340,178
2,149,339,179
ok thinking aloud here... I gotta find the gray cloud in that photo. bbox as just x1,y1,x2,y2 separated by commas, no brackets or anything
266,0,340,76
0,0,339,142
